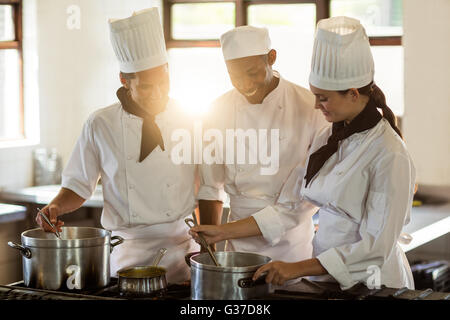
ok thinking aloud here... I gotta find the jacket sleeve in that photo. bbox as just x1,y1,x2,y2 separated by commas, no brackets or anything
251,163,318,246
251,120,330,246
316,152,416,290
61,117,101,200
196,162,228,202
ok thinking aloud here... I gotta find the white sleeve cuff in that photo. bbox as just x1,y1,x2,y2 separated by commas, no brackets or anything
197,185,227,203
61,177,92,201
316,248,357,290
252,206,285,246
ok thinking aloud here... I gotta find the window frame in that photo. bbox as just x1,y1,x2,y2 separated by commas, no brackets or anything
0,0,24,139
163,0,404,118
163,0,401,48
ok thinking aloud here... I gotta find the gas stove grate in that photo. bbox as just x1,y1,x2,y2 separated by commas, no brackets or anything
1,278,191,300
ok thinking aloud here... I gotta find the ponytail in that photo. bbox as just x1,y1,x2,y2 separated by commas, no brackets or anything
339,82,403,139
369,83,403,139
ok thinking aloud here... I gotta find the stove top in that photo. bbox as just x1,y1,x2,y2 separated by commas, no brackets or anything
0,278,191,300
1,278,449,300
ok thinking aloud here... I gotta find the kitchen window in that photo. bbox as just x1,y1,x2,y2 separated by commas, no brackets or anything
0,0,23,141
163,0,404,116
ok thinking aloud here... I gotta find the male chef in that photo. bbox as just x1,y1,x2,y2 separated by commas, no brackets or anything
35,8,205,283
191,26,329,266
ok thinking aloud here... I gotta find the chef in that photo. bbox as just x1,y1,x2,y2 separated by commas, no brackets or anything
191,26,328,266
253,16,416,290
35,8,203,284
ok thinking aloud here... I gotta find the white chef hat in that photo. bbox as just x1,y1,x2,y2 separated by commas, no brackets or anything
220,26,271,61
109,8,167,73
309,16,374,90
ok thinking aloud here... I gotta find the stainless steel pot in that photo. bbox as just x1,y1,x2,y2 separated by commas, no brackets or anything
8,227,123,290
117,248,168,296
190,251,272,300
117,266,168,297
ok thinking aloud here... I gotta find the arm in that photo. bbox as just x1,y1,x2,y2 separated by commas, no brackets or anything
197,200,223,251
36,187,86,232
252,258,327,286
193,163,316,246
248,114,330,246
37,117,101,233
196,125,228,248
250,163,318,246
189,216,262,245
198,200,223,226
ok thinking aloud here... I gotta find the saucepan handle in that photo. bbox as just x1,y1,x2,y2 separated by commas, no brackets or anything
238,275,267,288
8,241,32,259
110,235,124,253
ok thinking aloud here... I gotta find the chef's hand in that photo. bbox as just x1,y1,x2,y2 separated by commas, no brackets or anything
35,204,64,233
252,261,302,286
189,225,226,246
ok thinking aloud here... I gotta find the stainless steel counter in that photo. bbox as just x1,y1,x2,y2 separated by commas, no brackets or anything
0,204,27,224
0,184,103,208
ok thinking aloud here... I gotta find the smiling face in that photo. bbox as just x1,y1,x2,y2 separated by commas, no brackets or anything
225,50,277,104
120,64,170,115
309,84,368,124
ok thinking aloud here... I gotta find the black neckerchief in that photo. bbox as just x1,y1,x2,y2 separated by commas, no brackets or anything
117,87,165,162
304,97,382,188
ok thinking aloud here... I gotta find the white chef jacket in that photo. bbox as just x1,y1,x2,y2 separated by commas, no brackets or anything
197,72,329,262
61,98,201,283
300,118,416,290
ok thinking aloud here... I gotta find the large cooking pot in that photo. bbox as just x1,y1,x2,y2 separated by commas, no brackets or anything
190,251,271,300
8,227,123,290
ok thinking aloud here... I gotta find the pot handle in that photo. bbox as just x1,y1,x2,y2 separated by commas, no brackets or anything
110,236,124,253
238,275,267,288
184,251,200,267
8,241,32,259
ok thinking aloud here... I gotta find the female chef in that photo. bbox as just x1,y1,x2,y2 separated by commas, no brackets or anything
191,16,416,290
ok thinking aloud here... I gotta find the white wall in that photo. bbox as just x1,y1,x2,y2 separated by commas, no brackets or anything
37,0,162,163
403,0,450,186
0,0,161,190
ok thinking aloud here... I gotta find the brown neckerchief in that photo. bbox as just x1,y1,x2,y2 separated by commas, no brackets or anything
117,87,165,162
304,97,382,188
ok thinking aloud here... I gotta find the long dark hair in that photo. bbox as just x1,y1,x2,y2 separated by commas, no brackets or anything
339,82,402,139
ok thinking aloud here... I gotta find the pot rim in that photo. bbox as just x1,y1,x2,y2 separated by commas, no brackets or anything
117,266,167,279
21,227,111,248
190,251,272,273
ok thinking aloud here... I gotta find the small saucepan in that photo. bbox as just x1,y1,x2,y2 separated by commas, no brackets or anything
117,248,168,297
